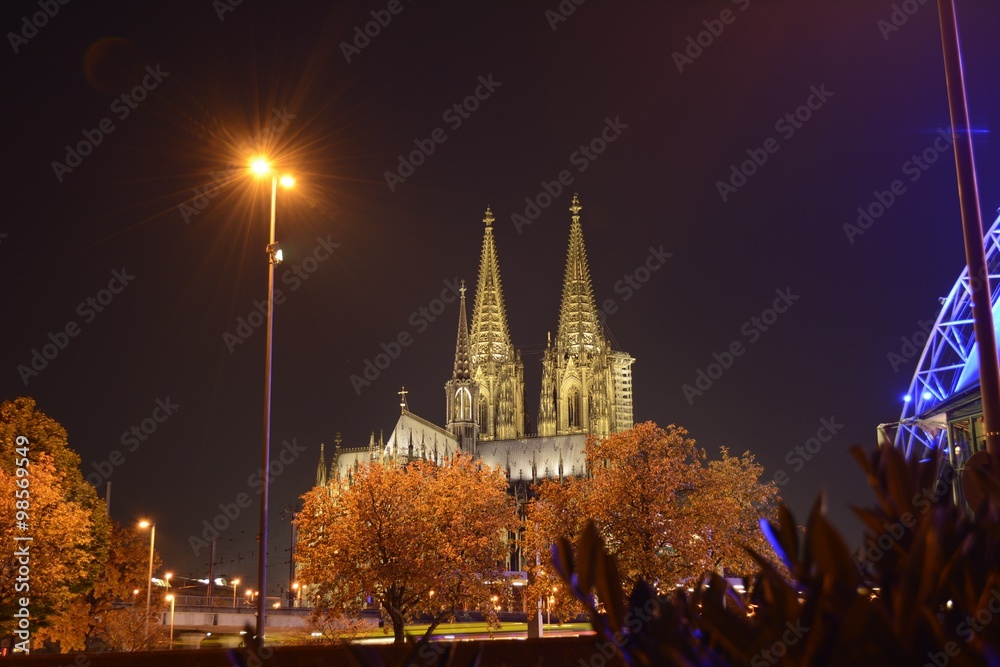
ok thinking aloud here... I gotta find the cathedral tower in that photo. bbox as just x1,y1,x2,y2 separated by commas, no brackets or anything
538,195,635,439
445,281,479,453
469,207,526,440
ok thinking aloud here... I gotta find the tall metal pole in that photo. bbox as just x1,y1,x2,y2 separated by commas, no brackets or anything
256,175,278,640
144,524,155,644
208,537,216,607
938,0,1000,461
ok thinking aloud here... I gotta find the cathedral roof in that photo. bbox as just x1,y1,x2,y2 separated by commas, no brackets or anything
556,194,604,354
470,206,514,365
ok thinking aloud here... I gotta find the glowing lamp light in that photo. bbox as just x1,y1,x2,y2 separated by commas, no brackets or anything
251,158,271,175
275,248,283,263
903,395,912,403
279,174,295,188
922,391,933,400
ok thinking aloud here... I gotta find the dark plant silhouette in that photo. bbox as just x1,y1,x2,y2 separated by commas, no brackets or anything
553,443,1000,666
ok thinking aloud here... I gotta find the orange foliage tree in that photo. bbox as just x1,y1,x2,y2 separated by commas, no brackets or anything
524,422,779,614
0,397,111,652
89,521,165,651
296,453,517,643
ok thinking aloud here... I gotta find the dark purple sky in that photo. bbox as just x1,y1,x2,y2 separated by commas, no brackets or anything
5,0,1000,594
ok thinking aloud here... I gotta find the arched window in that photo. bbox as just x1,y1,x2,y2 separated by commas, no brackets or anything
568,389,581,429
479,399,488,432
456,387,471,421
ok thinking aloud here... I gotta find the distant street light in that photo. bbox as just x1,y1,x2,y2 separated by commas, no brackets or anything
249,156,295,641
138,520,155,643
165,595,176,649
232,578,241,609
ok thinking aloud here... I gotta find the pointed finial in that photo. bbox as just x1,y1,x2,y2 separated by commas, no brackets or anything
569,193,582,216
334,432,342,449
460,279,466,298
483,206,494,227
399,386,409,413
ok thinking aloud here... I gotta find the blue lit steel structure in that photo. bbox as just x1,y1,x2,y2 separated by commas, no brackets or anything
895,212,1000,487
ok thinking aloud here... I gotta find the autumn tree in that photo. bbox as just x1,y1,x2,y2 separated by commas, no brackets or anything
689,447,780,577
525,422,779,604
296,453,517,643
0,397,111,652
89,521,165,651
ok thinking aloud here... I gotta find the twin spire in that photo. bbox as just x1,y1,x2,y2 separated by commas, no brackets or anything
453,195,600,372
556,194,602,355
469,206,514,366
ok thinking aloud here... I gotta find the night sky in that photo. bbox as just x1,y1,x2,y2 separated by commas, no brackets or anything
5,0,1000,595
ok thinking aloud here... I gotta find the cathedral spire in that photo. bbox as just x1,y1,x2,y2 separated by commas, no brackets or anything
470,206,513,365
452,280,471,380
556,194,602,354
315,442,326,487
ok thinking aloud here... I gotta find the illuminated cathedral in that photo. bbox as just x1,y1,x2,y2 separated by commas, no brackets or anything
314,194,635,494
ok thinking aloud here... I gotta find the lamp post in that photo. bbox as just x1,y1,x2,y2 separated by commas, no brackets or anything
138,520,155,644
165,595,176,649
250,158,294,642
232,578,240,609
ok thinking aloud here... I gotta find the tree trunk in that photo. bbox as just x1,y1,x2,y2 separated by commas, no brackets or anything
388,607,405,643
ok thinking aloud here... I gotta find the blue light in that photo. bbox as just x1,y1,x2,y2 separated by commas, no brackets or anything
903,395,912,403
922,391,933,400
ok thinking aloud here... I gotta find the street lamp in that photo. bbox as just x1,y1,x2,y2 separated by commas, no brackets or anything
165,595,176,650
250,156,294,642
164,572,172,588
232,578,241,609
138,520,155,643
